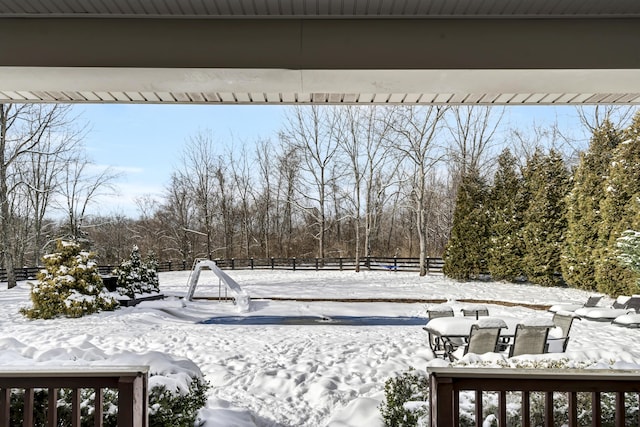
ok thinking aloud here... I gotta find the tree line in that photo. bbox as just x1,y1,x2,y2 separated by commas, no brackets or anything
443,112,640,296
1,102,634,291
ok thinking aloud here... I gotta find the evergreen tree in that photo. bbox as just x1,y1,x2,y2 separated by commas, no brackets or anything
522,149,570,287
21,240,118,319
562,120,622,290
113,245,161,299
487,149,526,282
595,113,640,296
617,229,640,289
443,168,490,280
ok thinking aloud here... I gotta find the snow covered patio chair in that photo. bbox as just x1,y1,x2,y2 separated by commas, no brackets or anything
508,320,553,357
548,295,602,313
447,318,507,361
425,305,454,357
460,304,489,319
546,311,579,353
575,295,640,321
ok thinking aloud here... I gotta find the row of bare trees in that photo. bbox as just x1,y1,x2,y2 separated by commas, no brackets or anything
115,105,502,275
5,103,627,288
0,104,119,288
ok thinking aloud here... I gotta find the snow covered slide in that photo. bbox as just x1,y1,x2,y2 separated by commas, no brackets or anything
186,260,251,312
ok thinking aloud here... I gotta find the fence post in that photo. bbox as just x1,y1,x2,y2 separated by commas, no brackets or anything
271,257,275,270
394,256,397,272
250,258,254,270
231,258,235,270
426,257,430,272
315,257,319,271
366,256,371,270
182,260,187,270
292,257,296,271
339,257,343,271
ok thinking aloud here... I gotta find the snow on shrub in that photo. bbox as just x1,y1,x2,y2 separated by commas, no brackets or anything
21,240,118,319
112,245,160,299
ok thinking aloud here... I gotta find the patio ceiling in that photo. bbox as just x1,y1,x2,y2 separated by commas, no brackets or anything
1,0,640,105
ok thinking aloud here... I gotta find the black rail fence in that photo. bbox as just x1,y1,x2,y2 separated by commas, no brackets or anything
1,256,444,282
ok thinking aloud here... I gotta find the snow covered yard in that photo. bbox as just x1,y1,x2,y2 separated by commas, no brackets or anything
2,270,640,426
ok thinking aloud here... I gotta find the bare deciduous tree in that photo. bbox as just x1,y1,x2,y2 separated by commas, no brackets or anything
56,155,119,242
1,103,83,288
446,106,504,185
388,105,449,276
280,106,341,258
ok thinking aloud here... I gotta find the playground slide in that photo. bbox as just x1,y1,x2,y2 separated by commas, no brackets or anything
186,260,251,312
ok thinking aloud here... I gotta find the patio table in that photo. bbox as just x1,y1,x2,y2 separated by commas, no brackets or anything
423,316,521,358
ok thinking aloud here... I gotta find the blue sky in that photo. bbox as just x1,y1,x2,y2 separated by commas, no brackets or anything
77,104,288,217
76,104,597,218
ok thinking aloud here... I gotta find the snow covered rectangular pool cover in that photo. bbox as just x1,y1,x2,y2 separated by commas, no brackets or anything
201,316,427,326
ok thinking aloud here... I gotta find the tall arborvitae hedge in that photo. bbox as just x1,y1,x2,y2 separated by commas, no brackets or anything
595,113,640,296
487,149,526,282
443,168,490,280
522,149,570,287
562,120,622,290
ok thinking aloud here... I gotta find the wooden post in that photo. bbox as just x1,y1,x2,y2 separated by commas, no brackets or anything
271,257,275,270
430,372,455,427
292,257,296,271
118,373,147,427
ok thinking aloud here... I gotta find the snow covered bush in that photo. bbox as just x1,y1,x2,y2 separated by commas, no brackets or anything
379,369,429,427
21,240,118,319
112,245,160,299
148,375,210,427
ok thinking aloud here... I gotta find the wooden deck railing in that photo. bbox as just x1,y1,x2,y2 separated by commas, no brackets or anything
0,366,148,427
429,367,640,427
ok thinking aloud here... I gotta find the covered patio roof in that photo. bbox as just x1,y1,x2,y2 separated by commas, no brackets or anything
1,0,640,105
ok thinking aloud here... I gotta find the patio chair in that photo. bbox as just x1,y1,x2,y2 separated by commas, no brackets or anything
427,306,454,319
548,295,602,313
461,305,489,319
447,319,506,361
425,305,454,357
546,312,579,352
576,295,640,321
508,324,551,357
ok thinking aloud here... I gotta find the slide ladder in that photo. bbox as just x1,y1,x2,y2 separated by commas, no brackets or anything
186,260,251,312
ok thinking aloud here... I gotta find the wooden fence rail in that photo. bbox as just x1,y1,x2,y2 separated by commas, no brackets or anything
1,256,444,282
0,366,148,427
429,367,640,427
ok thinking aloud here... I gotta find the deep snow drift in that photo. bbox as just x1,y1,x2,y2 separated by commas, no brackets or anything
2,270,640,426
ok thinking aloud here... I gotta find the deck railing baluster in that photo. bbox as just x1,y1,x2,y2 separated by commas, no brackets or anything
23,388,34,427
47,388,57,427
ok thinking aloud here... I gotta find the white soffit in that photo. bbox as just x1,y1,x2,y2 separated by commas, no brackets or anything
2,0,640,105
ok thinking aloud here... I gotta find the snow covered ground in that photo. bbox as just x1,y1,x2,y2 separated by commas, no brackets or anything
2,269,640,426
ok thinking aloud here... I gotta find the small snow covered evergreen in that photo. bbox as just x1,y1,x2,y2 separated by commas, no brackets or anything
113,245,160,298
21,240,118,319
